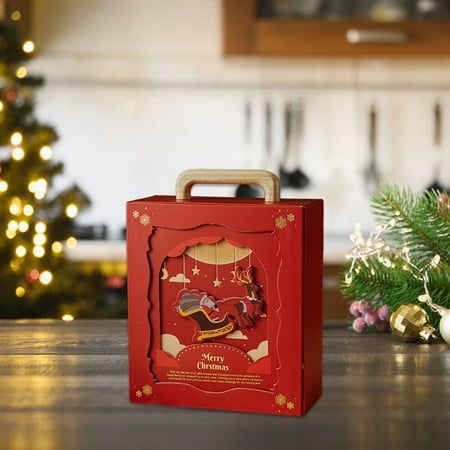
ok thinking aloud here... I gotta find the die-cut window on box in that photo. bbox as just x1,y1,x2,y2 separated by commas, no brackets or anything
147,226,281,392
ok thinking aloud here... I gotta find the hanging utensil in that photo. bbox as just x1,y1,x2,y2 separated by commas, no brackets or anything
264,101,272,162
427,102,448,193
279,100,310,189
364,104,380,194
236,99,262,198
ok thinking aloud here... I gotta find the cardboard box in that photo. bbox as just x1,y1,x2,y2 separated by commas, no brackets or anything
128,169,323,415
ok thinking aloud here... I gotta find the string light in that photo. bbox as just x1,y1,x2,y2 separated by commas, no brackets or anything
18,221,29,233
66,236,77,249
39,270,53,285
9,198,21,215
0,100,3,111
28,178,47,199
8,220,18,232
11,10,21,21
16,67,27,79
10,131,23,146
33,234,47,246
15,286,26,298
23,204,34,216
62,314,74,322
15,245,27,257
345,220,442,315
33,246,45,258
12,147,25,160
51,241,63,254
0,180,8,192
6,229,16,239
10,260,20,271
29,269,40,281
39,145,52,160
65,204,78,218
35,222,46,233
22,40,35,53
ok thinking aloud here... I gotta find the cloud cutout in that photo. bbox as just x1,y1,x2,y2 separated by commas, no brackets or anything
247,340,269,362
161,334,186,358
226,330,248,340
169,273,191,283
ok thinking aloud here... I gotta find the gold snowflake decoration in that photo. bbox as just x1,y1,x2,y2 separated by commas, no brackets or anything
287,213,295,222
135,390,143,398
275,216,287,229
287,401,294,410
139,214,150,226
275,394,287,406
142,384,153,396
132,210,140,218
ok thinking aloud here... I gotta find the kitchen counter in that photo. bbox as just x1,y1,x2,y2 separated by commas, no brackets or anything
0,320,448,450
66,235,350,265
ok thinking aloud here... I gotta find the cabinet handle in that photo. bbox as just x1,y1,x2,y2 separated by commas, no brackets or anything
346,29,409,44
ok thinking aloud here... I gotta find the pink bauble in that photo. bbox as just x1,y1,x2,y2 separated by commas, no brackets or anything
364,310,378,326
352,317,367,333
349,301,361,317
375,319,389,332
358,300,373,314
377,305,390,321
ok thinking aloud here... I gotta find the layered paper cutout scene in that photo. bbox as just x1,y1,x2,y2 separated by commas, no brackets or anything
158,238,269,363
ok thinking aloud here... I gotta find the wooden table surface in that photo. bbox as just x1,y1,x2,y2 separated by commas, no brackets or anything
0,320,449,450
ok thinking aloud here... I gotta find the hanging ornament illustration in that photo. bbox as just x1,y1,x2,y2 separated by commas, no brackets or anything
160,260,169,280
191,245,200,275
175,263,265,342
213,242,222,287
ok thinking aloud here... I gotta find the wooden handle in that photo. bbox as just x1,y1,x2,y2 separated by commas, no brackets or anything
176,169,280,203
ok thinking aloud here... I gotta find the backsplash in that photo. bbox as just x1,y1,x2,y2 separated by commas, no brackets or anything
29,0,450,237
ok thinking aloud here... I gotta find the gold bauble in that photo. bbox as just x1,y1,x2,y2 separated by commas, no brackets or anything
390,304,437,342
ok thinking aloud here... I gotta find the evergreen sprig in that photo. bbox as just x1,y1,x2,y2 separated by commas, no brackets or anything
341,184,450,328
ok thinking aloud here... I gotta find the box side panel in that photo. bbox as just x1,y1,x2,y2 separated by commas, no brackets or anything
302,200,323,412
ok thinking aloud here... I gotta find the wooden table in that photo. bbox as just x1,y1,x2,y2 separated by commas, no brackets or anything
0,320,449,450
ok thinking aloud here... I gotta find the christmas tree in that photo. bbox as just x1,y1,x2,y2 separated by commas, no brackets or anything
340,184,450,328
0,21,105,318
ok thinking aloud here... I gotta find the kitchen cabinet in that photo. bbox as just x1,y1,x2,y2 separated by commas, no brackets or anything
223,0,450,57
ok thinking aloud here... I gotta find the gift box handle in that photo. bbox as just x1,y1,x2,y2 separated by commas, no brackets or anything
176,169,280,203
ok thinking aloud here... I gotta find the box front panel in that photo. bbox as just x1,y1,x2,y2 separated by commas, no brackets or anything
128,200,303,415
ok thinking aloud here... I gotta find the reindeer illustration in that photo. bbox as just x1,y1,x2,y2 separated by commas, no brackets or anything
217,266,264,328
175,266,265,342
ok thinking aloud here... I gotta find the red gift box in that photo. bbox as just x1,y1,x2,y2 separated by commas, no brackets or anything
127,169,323,415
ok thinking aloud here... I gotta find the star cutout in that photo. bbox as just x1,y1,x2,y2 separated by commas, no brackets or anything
192,266,200,275
135,390,143,398
213,278,222,287
132,210,140,218
287,401,294,410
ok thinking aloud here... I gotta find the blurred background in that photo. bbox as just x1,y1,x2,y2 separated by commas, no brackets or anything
1,0,449,319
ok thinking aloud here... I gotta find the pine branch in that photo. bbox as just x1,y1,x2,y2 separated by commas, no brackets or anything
341,184,449,329
371,184,450,266
340,259,449,328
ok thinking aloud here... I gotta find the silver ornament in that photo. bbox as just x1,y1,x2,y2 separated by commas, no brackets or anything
439,308,450,345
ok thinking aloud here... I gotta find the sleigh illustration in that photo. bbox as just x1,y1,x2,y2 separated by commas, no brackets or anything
177,291,235,341
175,267,264,342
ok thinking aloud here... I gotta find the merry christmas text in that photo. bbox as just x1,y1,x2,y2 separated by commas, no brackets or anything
197,353,229,371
